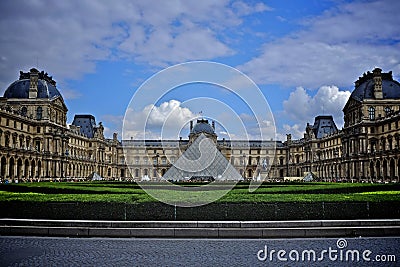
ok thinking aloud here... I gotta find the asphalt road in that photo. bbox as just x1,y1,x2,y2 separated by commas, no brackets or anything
0,236,399,266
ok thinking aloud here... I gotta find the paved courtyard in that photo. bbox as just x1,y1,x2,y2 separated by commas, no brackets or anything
0,236,399,266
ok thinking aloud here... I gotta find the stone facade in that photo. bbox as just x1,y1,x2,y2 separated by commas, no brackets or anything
0,68,125,181
0,67,399,182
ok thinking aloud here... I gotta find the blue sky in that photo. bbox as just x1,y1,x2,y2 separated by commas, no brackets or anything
0,0,399,140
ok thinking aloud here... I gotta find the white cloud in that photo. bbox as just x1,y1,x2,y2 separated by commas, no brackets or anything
279,85,351,139
122,100,197,139
281,124,304,140
240,0,400,88
0,0,271,93
102,114,124,139
232,1,273,16
61,88,82,100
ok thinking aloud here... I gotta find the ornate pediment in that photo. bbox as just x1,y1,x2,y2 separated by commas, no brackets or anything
343,98,360,113
51,96,68,111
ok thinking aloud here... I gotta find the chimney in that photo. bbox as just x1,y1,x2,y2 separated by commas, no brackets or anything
190,120,193,131
373,68,383,99
286,134,292,144
212,121,215,130
113,132,118,141
29,68,39,99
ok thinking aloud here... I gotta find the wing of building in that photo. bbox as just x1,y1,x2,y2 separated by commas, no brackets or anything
0,67,399,182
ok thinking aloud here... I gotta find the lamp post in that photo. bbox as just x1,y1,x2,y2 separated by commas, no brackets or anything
156,153,159,179
65,149,69,179
242,153,246,180
333,149,339,182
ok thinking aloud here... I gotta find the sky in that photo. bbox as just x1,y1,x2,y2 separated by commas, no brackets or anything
0,0,399,141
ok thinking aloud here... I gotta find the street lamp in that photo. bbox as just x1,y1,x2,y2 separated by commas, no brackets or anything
65,149,69,179
156,153,159,179
242,154,246,180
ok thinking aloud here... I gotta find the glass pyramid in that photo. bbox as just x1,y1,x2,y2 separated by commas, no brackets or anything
163,134,243,181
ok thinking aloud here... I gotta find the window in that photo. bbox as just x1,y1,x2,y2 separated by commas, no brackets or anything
37,127,41,133
35,140,40,151
371,127,375,134
384,106,391,116
5,134,10,147
36,107,43,120
368,107,375,120
21,107,27,117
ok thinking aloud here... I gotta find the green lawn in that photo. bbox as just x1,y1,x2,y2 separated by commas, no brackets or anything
0,181,399,203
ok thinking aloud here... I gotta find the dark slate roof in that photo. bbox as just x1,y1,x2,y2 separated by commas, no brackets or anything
350,70,400,101
312,115,338,139
4,79,63,100
191,119,215,135
72,115,97,138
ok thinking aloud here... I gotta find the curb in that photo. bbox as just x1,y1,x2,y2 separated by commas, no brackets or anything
1,219,399,238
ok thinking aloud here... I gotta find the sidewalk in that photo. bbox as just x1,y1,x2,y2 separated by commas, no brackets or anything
1,218,399,238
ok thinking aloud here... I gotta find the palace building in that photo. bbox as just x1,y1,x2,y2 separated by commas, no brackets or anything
0,67,399,182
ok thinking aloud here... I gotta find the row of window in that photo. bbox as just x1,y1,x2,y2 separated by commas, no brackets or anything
368,106,396,120
0,117,39,133
130,157,173,165
370,121,399,133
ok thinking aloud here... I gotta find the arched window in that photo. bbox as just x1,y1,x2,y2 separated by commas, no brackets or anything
368,107,375,121
21,107,27,116
36,107,43,120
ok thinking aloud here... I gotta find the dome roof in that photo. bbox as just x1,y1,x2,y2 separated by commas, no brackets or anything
191,119,215,135
3,68,63,100
350,68,400,101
